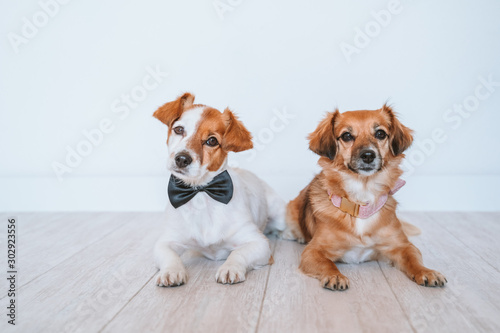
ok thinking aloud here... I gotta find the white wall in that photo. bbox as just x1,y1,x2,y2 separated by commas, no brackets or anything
1,0,500,211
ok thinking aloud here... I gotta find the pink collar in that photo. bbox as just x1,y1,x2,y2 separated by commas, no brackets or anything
328,179,406,219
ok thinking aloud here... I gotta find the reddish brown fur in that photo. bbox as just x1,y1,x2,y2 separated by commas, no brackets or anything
186,107,227,172
286,105,446,290
221,108,253,152
153,92,195,127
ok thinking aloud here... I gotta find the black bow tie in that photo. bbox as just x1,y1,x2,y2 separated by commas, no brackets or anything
167,170,234,209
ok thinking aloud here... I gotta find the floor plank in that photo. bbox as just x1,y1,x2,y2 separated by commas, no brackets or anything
376,212,500,333
430,212,500,272
256,240,414,333
102,240,277,333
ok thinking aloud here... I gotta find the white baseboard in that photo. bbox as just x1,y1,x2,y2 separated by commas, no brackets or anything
0,174,498,212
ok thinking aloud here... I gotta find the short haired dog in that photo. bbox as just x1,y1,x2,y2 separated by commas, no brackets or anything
153,93,286,286
286,105,447,290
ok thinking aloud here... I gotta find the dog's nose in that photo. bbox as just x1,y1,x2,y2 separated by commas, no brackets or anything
175,153,192,168
360,150,376,164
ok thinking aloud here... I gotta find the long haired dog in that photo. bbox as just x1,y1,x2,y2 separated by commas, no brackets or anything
286,105,447,290
153,93,285,287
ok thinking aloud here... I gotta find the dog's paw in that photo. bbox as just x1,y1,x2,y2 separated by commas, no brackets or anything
320,273,350,291
279,228,296,240
156,267,188,287
216,263,246,284
279,228,306,244
411,269,447,287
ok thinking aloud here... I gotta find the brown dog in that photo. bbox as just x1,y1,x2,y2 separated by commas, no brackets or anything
286,105,446,290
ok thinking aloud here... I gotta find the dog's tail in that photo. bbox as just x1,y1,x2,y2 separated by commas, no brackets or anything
280,183,314,244
401,220,421,237
261,180,305,243
282,200,307,243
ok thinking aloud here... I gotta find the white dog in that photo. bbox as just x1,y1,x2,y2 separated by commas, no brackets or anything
153,93,287,286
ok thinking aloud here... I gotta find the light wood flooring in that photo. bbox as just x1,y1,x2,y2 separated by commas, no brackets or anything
0,212,499,333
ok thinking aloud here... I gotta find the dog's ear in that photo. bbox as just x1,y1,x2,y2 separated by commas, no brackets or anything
382,104,413,156
153,92,195,127
221,108,253,152
308,110,339,160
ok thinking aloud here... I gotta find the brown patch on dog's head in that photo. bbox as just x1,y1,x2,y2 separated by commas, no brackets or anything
153,92,195,127
196,108,252,172
185,107,238,172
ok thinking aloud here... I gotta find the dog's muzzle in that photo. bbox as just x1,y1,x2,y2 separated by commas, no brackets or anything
350,148,381,174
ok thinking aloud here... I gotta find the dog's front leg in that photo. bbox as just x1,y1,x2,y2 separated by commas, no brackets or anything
154,240,188,287
379,241,447,287
300,243,350,291
216,234,271,285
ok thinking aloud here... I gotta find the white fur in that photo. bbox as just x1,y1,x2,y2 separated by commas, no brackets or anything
340,213,379,263
155,168,287,286
339,173,386,264
342,176,375,204
341,167,388,205
341,246,376,264
155,108,287,286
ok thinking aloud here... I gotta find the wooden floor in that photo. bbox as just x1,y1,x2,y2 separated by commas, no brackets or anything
1,212,499,333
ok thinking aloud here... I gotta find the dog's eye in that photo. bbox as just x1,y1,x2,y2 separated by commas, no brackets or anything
375,130,387,140
205,137,219,147
340,132,354,142
173,126,184,135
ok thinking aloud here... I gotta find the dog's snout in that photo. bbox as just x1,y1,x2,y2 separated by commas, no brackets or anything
175,153,193,168
360,149,376,164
